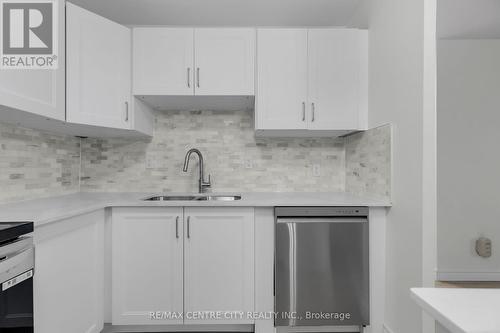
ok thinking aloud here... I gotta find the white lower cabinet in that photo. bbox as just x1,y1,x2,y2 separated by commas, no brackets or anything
184,207,255,324
112,207,184,325
34,210,105,333
111,206,255,327
437,323,452,333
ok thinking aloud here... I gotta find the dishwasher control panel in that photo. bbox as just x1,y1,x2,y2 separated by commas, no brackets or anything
275,206,368,217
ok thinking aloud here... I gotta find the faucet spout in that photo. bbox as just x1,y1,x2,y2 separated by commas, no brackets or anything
182,148,212,193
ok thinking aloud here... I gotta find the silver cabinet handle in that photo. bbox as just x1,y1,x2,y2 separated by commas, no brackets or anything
125,101,129,122
302,102,306,121
196,68,200,88
187,216,191,238
311,103,315,122
175,216,179,239
187,68,191,88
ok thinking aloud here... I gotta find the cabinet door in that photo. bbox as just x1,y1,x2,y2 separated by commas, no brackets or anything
308,29,363,130
0,0,65,121
66,3,130,129
256,29,308,130
133,28,194,95
194,28,255,96
184,207,254,324
34,210,104,333
112,207,184,325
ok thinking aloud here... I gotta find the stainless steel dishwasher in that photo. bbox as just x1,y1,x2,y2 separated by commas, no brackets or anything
275,207,369,329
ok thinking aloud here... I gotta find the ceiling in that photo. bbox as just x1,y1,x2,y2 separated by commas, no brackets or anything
438,0,500,39
68,0,369,27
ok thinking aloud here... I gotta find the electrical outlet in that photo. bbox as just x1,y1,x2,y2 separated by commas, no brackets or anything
476,237,492,258
312,164,321,177
146,156,154,169
244,159,253,169
146,156,160,169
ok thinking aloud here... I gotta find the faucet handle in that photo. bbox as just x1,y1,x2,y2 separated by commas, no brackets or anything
204,174,212,186
201,174,212,193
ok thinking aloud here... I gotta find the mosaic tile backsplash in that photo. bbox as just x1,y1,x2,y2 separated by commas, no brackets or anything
345,124,392,199
0,122,81,203
0,111,391,203
80,111,346,193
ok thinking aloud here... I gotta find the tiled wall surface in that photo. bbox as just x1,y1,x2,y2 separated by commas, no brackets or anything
0,112,391,203
0,122,80,203
81,111,346,192
345,124,392,199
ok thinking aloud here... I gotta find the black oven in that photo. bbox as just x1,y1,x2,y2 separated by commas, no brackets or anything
0,222,34,333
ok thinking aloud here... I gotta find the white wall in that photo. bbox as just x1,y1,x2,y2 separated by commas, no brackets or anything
422,1,438,332
369,0,437,332
437,40,500,281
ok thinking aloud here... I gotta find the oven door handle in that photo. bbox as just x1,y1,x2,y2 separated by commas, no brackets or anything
0,247,34,286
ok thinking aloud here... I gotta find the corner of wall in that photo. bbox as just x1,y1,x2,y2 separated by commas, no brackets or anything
344,124,392,201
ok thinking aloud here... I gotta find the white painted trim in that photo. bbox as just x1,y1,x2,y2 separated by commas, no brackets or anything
422,1,438,333
78,137,82,190
382,324,396,333
437,271,500,281
254,207,275,333
368,207,387,333
358,29,369,130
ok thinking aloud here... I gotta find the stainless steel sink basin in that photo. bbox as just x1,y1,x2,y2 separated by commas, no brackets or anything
196,195,242,201
143,195,242,201
144,195,198,201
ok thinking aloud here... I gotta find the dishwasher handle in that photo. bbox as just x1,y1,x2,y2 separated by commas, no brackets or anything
276,217,368,224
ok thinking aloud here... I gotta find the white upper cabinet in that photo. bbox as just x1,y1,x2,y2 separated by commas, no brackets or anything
133,28,194,96
0,2,153,137
308,29,366,130
66,3,131,130
0,0,65,121
256,29,308,130
256,28,368,136
132,28,255,96
194,28,255,96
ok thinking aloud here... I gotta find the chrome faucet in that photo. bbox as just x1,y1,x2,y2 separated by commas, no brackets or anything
182,148,212,193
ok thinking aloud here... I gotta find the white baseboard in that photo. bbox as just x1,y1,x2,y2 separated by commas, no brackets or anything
277,326,361,333
437,271,500,281
102,323,253,332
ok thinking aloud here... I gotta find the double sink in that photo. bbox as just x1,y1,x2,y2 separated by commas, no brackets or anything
143,195,242,201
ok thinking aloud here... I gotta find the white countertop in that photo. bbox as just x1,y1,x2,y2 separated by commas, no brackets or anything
0,192,390,227
411,288,500,333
